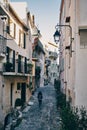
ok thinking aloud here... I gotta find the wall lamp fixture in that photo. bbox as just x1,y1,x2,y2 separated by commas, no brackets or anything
53,23,74,56
1,15,13,40
53,23,74,44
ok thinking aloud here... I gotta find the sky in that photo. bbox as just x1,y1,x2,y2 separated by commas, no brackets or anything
11,0,61,43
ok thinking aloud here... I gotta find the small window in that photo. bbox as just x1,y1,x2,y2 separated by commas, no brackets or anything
65,16,70,23
9,19,16,38
80,29,87,48
19,30,26,48
19,30,23,47
24,33,26,49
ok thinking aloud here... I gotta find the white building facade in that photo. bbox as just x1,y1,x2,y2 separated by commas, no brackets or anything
59,0,87,108
0,0,32,123
48,60,59,85
45,42,59,85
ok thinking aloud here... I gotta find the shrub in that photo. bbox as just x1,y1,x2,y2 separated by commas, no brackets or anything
35,66,41,79
4,62,13,72
55,86,87,130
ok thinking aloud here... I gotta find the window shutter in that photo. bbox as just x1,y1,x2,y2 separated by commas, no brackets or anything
13,51,15,71
6,47,9,61
24,33,26,49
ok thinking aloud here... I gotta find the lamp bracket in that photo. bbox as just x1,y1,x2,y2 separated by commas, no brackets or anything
55,24,74,44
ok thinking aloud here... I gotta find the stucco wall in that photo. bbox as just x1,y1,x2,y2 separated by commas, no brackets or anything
75,35,87,108
75,0,87,108
79,0,87,26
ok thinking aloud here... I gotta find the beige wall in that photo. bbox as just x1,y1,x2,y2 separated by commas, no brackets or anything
0,1,33,123
59,0,87,108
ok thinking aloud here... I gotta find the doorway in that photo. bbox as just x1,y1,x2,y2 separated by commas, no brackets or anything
21,83,26,106
10,83,13,107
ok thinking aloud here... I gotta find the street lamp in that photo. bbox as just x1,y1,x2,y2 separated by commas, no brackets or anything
53,23,74,56
0,16,13,40
53,23,74,44
53,24,61,44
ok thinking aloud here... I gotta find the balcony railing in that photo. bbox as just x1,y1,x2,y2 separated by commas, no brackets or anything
1,58,33,75
3,62,14,72
27,63,33,74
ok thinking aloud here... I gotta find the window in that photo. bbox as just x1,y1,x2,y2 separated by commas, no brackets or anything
80,29,87,48
17,83,21,90
18,55,22,73
9,19,16,38
6,47,9,61
19,30,23,47
19,30,26,48
24,33,26,48
65,16,70,23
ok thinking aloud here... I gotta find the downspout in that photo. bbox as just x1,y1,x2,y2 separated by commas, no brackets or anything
73,0,77,106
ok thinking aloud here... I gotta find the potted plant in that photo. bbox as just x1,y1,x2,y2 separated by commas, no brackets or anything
4,61,13,72
27,63,33,74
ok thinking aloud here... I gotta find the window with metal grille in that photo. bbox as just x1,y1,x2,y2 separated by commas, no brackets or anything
80,29,87,48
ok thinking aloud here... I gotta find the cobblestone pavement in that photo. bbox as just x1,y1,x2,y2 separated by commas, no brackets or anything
15,84,61,130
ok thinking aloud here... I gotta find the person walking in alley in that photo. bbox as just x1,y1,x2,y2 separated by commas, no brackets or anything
37,91,43,108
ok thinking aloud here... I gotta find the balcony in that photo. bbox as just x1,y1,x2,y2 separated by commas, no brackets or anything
27,63,33,75
3,62,14,72
2,58,32,76
17,61,33,75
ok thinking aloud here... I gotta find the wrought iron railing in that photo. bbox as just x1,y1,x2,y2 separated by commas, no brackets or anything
2,58,32,75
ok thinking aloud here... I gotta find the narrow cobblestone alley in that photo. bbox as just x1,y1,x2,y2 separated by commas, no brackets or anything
15,84,61,130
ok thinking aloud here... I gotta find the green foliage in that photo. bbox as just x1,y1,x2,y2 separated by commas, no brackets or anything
28,63,33,67
79,107,87,129
4,62,13,72
29,82,33,90
54,79,66,109
60,105,79,130
54,79,61,92
15,98,22,107
35,66,41,79
56,92,66,109
55,83,87,130
27,63,33,74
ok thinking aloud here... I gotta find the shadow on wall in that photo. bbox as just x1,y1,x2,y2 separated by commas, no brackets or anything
0,107,4,130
